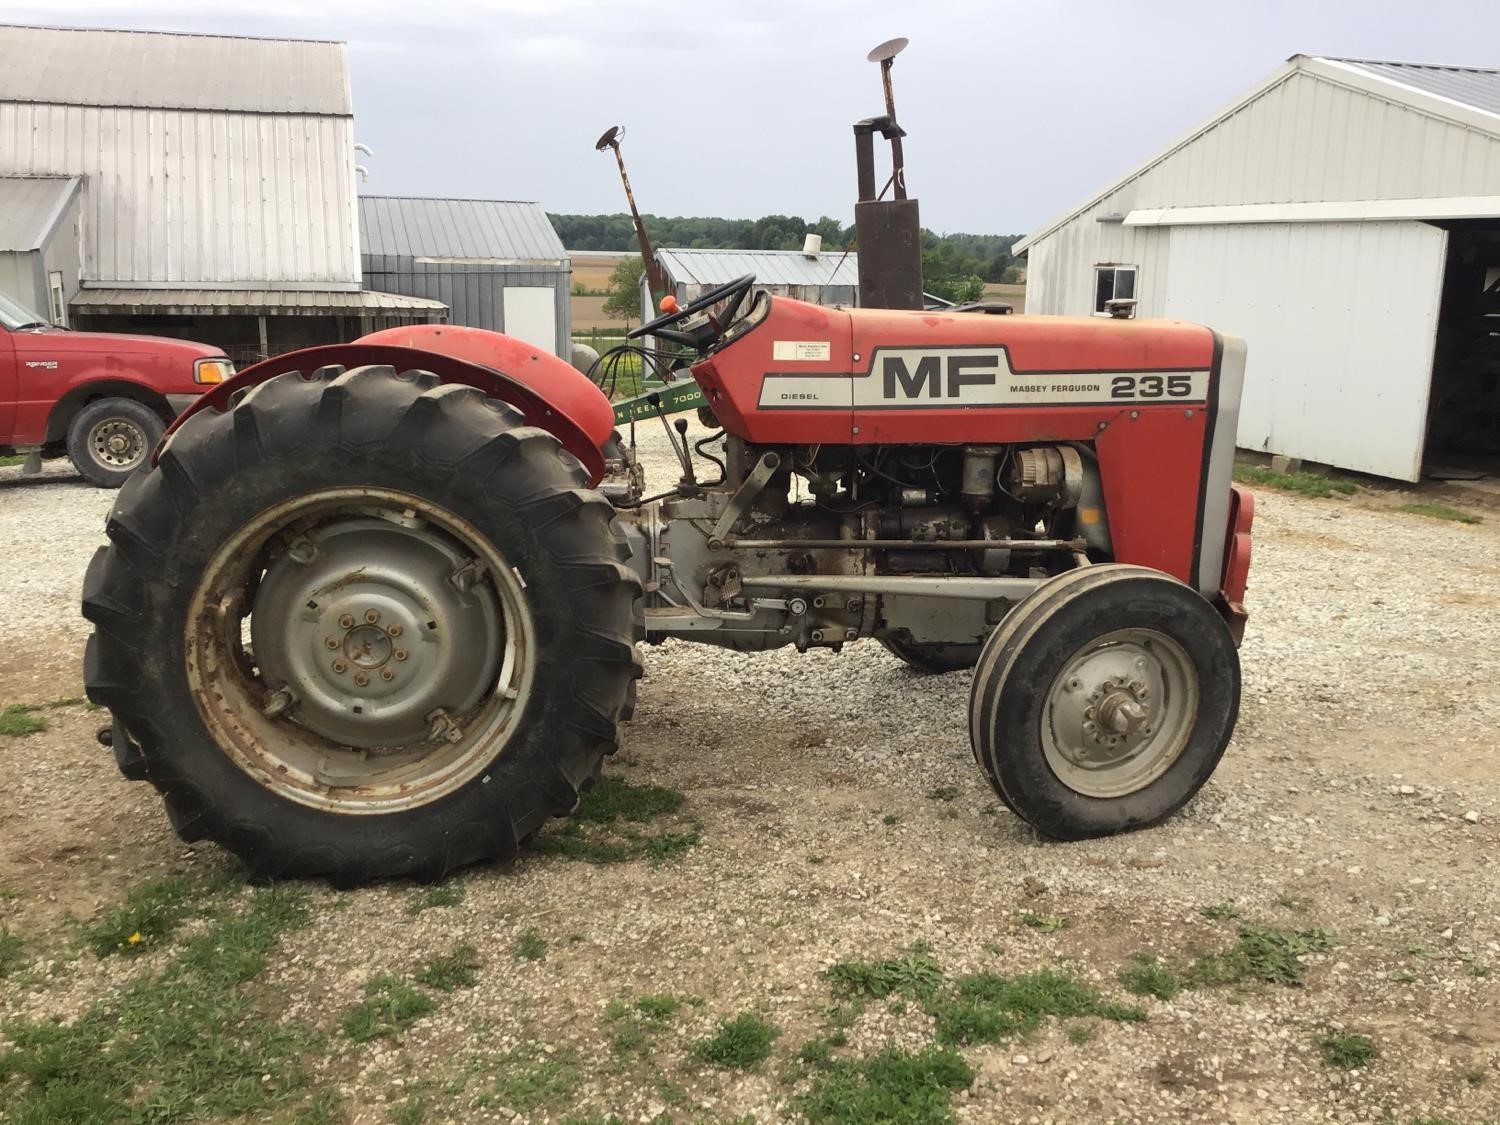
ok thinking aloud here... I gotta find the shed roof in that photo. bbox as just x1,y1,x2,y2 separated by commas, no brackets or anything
359,197,567,263
69,288,446,317
656,248,859,288
0,176,79,252
1016,53,1500,254
0,24,351,115
1328,58,1500,118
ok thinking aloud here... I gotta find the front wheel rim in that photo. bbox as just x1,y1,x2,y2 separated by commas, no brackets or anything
185,488,535,814
89,417,148,471
1040,628,1199,799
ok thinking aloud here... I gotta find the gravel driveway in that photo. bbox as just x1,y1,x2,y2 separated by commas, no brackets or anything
1,426,1496,1125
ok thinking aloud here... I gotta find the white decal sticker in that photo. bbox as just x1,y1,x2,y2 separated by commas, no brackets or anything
757,374,853,408
25,360,59,369
772,340,832,362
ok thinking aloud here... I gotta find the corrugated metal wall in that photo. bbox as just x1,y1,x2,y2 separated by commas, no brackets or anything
0,103,359,286
1163,221,1448,481
363,255,570,356
1025,69,1500,318
0,252,38,311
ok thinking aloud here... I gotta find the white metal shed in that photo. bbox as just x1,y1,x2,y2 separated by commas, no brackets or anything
1016,55,1500,481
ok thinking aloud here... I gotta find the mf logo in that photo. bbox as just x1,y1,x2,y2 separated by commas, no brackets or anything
882,352,1001,399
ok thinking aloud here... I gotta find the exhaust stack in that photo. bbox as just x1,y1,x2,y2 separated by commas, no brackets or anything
854,37,923,310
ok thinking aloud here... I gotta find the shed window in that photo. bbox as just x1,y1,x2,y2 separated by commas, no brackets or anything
1094,265,1137,315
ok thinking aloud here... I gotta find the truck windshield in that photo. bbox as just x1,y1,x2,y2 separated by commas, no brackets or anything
0,290,51,330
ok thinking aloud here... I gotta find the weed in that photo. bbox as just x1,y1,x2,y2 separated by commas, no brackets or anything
1470,964,1491,978
476,1048,582,1113
825,950,944,1000
0,704,46,737
1274,892,1309,912
340,973,434,1043
1397,502,1481,525
808,855,827,865
417,943,481,991
610,1021,649,1056
405,882,464,916
291,1089,346,1124
693,1012,780,1070
634,994,682,1021
926,787,960,802
1119,953,1182,1001
1200,902,1241,921
86,875,195,957
1232,464,1357,499
1019,911,1068,932
1316,1030,1377,1070
929,969,1142,1046
1066,1023,1095,1046
0,926,24,977
0,885,320,1120
1462,1067,1486,1086
573,776,684,822
513,928,546,962
1188,926,1333,988
798,1045,973,1125
798,1037,839,1069
393,1095,428,1125
881,814,900,826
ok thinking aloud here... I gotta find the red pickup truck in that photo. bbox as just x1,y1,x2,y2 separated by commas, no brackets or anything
1,290,233,487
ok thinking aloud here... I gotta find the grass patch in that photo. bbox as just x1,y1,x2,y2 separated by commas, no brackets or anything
693,1012,780,1070
0,453,27,468
1396,502,1481,525
1187,926,1333,988
1019,911,1068,932
529,776,699,865
1233,464,1357,499
1316,1029,1377,1070
405,882,464,916
0,885,324,1121
926,787,960,801
340,973,434,1043
0,927,25,977
392,1095,428,1125
1200,902,1241,921
0,704,47,737
633,994,682,1021
1118,953,1181,1001
417,943,480,992
512,928,546,962
85,875,196,958
825,949,944,1000
1066,1023,1094,1045
928,969,1143,1046
475,1048,582,1114
798,1045,973,1125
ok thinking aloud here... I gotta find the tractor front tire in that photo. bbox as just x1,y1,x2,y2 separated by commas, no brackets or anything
968,565,1239,840
83,364,641,885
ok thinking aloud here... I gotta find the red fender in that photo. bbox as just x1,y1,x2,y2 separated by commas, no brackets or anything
159,336,612,483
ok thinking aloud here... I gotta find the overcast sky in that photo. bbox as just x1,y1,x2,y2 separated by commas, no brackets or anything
11,1,1500,233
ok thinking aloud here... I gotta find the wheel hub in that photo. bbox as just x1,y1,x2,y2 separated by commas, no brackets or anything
250,515,503,748
1042,629,1198,798
90,419,146,469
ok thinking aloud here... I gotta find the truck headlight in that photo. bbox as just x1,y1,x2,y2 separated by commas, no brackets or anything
194,358,234,385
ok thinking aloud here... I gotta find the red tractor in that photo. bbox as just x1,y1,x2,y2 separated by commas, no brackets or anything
81,50,1253,886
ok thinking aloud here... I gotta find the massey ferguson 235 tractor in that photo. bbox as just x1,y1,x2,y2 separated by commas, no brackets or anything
81,46,1253,885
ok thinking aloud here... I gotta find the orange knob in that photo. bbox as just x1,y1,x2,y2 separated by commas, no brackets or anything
659,294,680,314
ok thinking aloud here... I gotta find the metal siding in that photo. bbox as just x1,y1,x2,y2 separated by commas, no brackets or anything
0,251,42,311
0,176,78,250
657,248,859,288
1163,221,1447,481
357,197,566,261
1334,59,1500,118
0,102,358,285
0,25,350,115
38,184,82,304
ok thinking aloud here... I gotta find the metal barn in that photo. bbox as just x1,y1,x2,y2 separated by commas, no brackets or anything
0,176,82,325
1016,55,1500,482
0,24,443,363
641,248,859,321
360,197,572,357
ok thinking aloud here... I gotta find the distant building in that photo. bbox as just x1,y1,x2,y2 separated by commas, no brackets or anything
1016,54,1500,482
360,196,571,357
641,247,859,323
0,24,443,364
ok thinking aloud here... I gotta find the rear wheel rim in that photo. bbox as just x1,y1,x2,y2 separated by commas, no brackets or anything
185,488,534,813
88,417,148,471
1040,627,1198,798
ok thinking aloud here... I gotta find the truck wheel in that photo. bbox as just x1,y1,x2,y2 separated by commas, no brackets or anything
879,636,980,673
968,565,1239,840
66,397,164,488
82,365,641,885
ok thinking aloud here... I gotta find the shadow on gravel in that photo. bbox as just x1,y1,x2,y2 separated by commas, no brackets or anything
0,472,85,489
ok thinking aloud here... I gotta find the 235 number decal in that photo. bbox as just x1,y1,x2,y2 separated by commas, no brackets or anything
1110,374,1196,400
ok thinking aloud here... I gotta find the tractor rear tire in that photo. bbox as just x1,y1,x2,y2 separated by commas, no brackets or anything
968,565,1238,840
82,364,641,885
879,636,980,673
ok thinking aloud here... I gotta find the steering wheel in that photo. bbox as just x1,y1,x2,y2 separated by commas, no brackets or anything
627,274,756,351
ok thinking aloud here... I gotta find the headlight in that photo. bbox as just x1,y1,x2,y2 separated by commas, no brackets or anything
194,358,234,385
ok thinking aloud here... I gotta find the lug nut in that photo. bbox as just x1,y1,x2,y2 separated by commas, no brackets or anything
365,609,381,624
332,660,347,673
325,637,340,650
354,671,369,686
380,668,394,681
338,613,355,629
388,623,403,637
394,649,407,661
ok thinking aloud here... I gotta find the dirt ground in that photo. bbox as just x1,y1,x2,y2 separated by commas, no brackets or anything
0,449,1497,1124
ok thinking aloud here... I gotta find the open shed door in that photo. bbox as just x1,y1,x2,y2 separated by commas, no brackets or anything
1163,221,1447,481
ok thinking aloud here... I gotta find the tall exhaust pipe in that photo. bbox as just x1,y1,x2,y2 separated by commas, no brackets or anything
595,125,670,301
854,37,923,309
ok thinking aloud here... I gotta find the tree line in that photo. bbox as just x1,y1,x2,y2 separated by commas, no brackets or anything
551,213,1023,304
